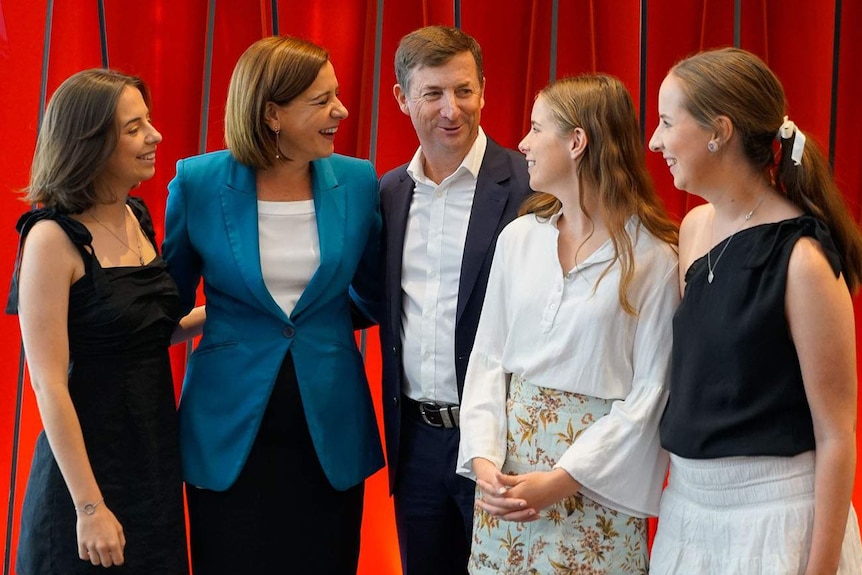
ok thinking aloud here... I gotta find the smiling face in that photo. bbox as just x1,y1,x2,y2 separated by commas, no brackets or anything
518,96,575,196
394,51,485,166
270,60,348,164
649,74,714,193
97,85,162,194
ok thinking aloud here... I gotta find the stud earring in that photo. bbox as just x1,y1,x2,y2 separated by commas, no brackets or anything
707,140,718,153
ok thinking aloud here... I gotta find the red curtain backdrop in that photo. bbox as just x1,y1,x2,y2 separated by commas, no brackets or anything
1,2,860,573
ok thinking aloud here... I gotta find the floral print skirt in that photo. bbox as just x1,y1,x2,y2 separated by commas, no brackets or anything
469,374,649,575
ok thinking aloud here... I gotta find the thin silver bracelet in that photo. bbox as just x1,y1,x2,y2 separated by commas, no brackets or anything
74,498,104,516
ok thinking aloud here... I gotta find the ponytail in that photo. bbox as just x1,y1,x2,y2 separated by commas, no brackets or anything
775,122,862,292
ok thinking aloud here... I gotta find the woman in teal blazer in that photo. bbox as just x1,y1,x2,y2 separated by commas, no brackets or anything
162,36,383,575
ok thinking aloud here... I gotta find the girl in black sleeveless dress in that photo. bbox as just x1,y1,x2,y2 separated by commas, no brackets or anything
10,69,199,574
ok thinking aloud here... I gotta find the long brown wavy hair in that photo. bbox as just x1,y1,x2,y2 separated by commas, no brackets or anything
520,74,679,314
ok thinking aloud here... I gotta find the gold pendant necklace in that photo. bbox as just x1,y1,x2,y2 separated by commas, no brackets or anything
88,208,145,265
706,191,768,284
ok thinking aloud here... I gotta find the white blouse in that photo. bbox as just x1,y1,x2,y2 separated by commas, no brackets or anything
456,212,679,517
258,199,319,318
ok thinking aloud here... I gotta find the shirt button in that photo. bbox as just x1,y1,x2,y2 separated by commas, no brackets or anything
549,303,557,310
283,326,295,338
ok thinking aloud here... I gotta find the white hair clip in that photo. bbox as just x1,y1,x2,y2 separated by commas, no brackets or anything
777,115,806,166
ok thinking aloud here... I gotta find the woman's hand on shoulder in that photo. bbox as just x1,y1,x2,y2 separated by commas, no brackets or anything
76,504,126,567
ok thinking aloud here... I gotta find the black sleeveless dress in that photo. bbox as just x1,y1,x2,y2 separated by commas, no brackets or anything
9,198,189,575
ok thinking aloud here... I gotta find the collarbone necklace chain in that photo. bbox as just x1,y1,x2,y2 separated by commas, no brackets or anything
88,207,145,265
707,191,768,284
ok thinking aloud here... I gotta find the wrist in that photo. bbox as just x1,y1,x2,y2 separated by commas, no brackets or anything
74,498,104,516
549,468,580,497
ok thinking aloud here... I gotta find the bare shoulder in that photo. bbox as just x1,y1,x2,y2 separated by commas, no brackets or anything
20,219,81,279
787,235,844,293
679,204,712,236
785,235,851,334
678,204,713,271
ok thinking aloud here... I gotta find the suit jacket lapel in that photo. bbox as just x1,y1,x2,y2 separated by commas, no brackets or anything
220,161,289,321
385,173,415,336
291,158,345,319
456,142,511,324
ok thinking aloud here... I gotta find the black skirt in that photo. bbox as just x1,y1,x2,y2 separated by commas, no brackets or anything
186,352,365,575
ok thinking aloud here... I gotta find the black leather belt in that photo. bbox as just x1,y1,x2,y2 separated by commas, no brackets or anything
403,396,460,428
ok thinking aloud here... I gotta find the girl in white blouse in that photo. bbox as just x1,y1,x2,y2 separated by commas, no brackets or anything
456,74,679,574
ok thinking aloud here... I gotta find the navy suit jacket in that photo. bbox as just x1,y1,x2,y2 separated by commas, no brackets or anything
378,137,531,492
163,150,384,492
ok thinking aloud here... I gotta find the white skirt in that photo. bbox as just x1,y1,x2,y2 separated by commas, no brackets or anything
649,452,862,574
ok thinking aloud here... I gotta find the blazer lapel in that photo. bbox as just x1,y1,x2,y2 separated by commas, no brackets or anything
456,144,511,324
220,161,289,321
291,158,345,319
385,173,415,335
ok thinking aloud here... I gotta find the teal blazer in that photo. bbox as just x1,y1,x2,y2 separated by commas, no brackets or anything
163,150,384,491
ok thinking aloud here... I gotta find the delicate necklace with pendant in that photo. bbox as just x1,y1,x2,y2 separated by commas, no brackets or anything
706,191,768,284
88,208,145,265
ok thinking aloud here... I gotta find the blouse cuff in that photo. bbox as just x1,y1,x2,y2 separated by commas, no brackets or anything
554,383,669,517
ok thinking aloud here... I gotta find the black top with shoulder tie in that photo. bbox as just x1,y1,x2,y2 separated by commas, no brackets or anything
660,216,842,459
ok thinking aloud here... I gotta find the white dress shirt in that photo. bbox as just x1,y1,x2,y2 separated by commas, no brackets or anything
456,212,679,517
258,199,319,318
401,129,488,405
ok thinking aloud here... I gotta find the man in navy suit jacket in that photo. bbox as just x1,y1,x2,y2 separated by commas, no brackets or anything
379,25,531,575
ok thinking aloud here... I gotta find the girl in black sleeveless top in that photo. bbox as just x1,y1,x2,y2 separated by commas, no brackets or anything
10,69,202,574
647,48,862,574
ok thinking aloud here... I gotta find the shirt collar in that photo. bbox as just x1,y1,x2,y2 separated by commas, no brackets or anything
546,211,641,266
406,127,488,185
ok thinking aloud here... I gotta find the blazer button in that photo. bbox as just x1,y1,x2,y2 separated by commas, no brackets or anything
283,326,295,338
392,396,399,406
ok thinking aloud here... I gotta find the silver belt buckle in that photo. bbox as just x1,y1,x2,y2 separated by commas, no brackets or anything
419,401,459,428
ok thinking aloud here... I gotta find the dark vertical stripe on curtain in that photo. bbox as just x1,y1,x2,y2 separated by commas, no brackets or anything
3,348,25,575
97,0,108,67
271,0,279,35
188,0,217,363
639,0,647,141
734,0,741,48
369,0,384,167
361,0,385,358
550,0,558,82
4,1,54,572
829,0,842,169
199,0,216,155
588,0,597,71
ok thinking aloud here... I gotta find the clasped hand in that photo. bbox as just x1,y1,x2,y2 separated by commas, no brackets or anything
472,458,580,523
